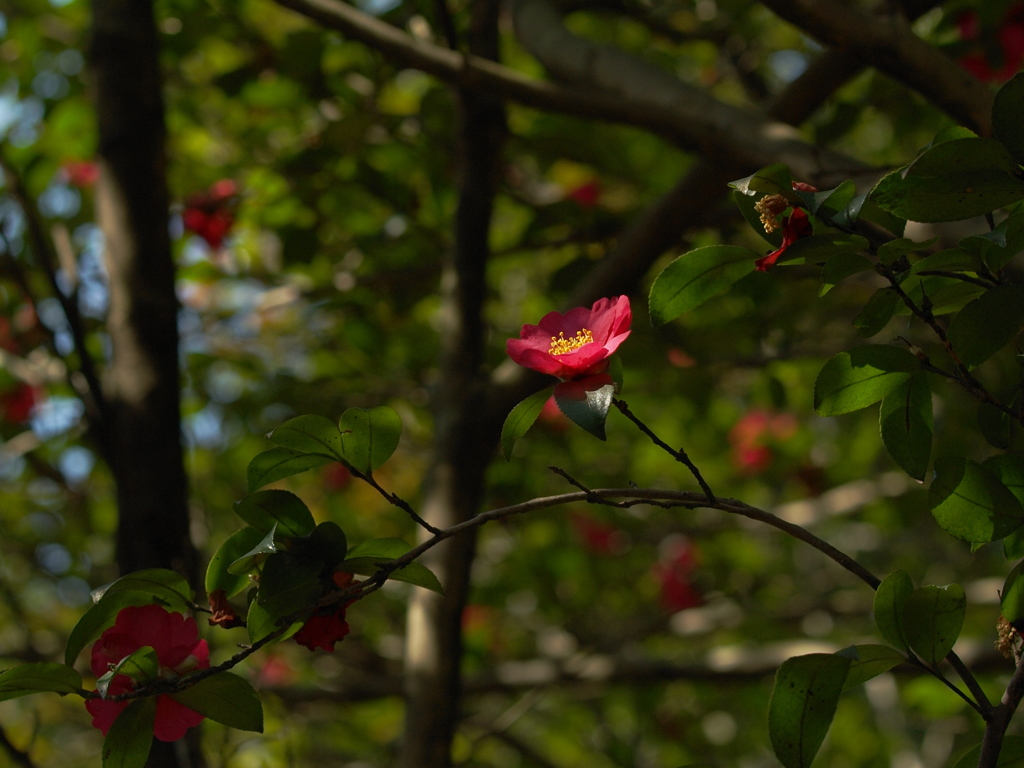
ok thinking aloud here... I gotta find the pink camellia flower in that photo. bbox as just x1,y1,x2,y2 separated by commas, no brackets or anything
293,604,351,652
506,296,631,380
85,604,209,742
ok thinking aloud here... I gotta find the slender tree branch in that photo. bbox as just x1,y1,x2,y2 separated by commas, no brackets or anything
613,398,717,503
0,150,109,432
272,0,867,181
758,0,993,135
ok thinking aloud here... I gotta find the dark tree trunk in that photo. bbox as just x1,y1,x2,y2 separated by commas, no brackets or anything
90,2,200,766
399,2,506,766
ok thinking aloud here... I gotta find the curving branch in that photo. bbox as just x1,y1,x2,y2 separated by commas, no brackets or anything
758,0,993,135
272,0,865,180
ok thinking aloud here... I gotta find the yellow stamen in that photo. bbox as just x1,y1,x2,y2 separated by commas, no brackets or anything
754,194,788,233
549,328,594,355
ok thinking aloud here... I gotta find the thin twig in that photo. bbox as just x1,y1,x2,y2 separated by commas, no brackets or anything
612,398,717,503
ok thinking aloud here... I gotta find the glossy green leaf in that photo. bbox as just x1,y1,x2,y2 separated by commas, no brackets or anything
818,253,874,296
873,569,913,652
290,521,349,570
227,526,279,575
649,245,757,325
929,456,1024,543
903,584,966,665
343,537,442,592
775,233,868,267
256,552,323,617
206,527,266,598
102,698,155,768
947,284,1024,368
246,447,332,492
871,138,1024,221
879,373,933,481
65,570,195,667
98,647,158,697
768,653,850,768
1001,561,1024,629
501,388,551,461
799,179,856,219
246,596,302,645
994,73,1024,165
171,672,264,732
877,237,937,266
813,346,919,416
552,374,615,440
0,663,84,702
853,288,899,338
339,406,402,475
268,414,345,460
836,645,905,691
729,163,795,199
233,490,316,537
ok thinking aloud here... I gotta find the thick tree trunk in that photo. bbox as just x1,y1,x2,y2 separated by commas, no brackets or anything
90,2,200,766
399,3,505,767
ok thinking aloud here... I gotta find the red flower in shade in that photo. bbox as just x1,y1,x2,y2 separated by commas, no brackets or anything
85,605,209,742
182,180,239,250
293,571,356,652
566,178,602,208
957,5,1024,83
570,511,628,555
293,604,351,652
506,296,631,380
754,208,813,272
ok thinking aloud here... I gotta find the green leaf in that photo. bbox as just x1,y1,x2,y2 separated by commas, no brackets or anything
500,388,551,461
819,253,874,297
768,653,850,768
947,284,1024,369
951,736,1024,768
102,698,155,768
256,552,323,617
339,406,402,475
342,537,442,593
774,233,868,266
246,447,332,492
246,596,302,645
65,570,195,667
0,663,83,702
800,179,856,219
648,245,757,325
853,288,899,338
1001,561,1024,629
729,163,795,199
227,525,279,575
206,527,266,598
552,374,615,440
813,346,919,416
876,237,938,266
879,373,933,481
908,248,984,276
870,139,1024,222
928,456,1024,543
903,584,966,666
836,645,905,691
994,73,1024,165
268,414,345,460
170,672,264,732
291,522,349,571
874,570,913,652
233,490,316,537
98,648,159,697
